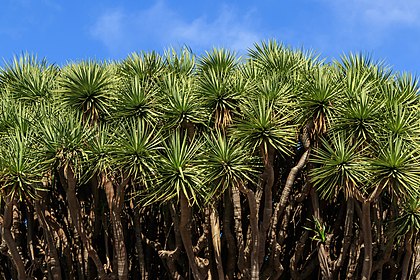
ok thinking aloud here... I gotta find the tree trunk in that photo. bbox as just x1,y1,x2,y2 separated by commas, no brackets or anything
231,185,245,275
133,206,147,279
346,230,361,279
258,145,275,269
91,175,102,252
290,230,309,279
209,206,224,279
223,190,236,280
104,176,129,280
273,149,310,228
412,239,420,280
401,230,413,280
238,184,259,280
59,163,108,279
151,203,183,279
3,196,26,280
361,202,372,280
25,204,35,264
310,188,332,280
179,192,204,280
35,200,62,280
332,198,354,274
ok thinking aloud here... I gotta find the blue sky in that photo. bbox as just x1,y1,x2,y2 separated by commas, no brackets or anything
1,0,419,74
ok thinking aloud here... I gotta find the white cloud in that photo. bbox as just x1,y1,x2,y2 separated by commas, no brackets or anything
172,5,259,51
90,1,261,55
90,9,125,51
312,0,420,51
363,2,419,26
325,0,420,27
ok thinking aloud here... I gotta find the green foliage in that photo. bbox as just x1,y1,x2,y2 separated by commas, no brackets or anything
198,48,237,75
0,53,58,102
298,66,339,135
234,97,295,156
112,76,160,124
160,74,207,128
164,47,195,77
59,61,117,123
0,41,419,279
36,110,91,178
393,196,420,237
248,40,305,79
0,130,46,200
304,216,330,243
120,51,164,82
113,120,161,186
368,137,420,200
310,134,367,200
202,132,260,201
335,89,381,142
142,131,204,206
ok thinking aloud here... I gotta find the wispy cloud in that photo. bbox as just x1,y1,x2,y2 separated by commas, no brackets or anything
90,1,261,55
362,1,420,26
90,9,125,51
171,6,259,51
313,0,420,53
324,0,420,27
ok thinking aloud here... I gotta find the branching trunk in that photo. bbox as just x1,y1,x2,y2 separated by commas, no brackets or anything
346,227,362,279
361,202,372,280
223,189,236,280
258,145,275,269
290,229,309,279
372,203,395,276
154,203,184,279
179,192,205,280
412,239,420,280
401,230,414,280
142,229,182,280
59,163,108,279
231,185,245,274
104,175,129,280
238,184,259,280
133,205,147,280
272,149,310,232
46,209,74,280
2,196,26,280
25,204,35,264
209,206,224,279
223,190,236,280
332,198,354,274
35,199,62,280
310,188,332,280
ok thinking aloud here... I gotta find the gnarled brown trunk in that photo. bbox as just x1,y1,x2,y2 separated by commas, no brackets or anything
133,205,147,280
104,175,129,280
310,188,332,280
273,149,310,227
361,202,372,280
258,144,275,269
59,163,108,279
223,190,236,280
179,192,205,280
238,184,259,280
401,230,414,280
209,206,224,279
332,198,354,275
231,184,246,275
35,199,62,280
2,196,26,280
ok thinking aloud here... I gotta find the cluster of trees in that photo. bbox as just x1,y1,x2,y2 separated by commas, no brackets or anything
0,41,419,280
